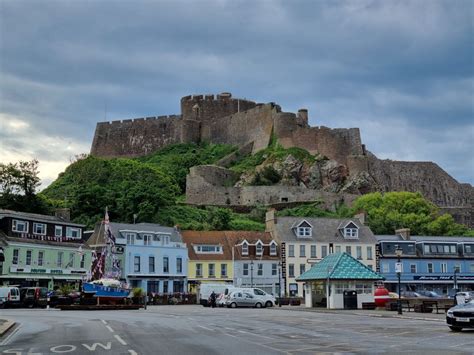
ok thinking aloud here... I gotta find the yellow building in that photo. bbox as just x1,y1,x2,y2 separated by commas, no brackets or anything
181,231,234,293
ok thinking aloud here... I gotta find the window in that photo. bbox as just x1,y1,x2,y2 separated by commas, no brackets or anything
257,263,263,276
143,234,152,246
149,257,155,273
310,245,316,258
272,263,277,276
55,226,63,237
80,254,85,268
288,245,295,257
441,263,447,273
177,258,183,273
196,263,203,277
321,246,328,258
38,251,44,266
153,235,161,242
163,235,170,245
410,264,416,273
243,263,249,276
297,226,312,237
12,220,28,233
134,256,140,272
270,242,277,256
208,263,215,277
367,246,373,260
26,250,32,265
382,263,389,273
163,257,169,273
427,263,433,273
470,263,474,273
126,233,135,245
454,265,461,273
57,252,63,267
66,227,81,239
12,249,19,265
288,264,295,278
220,263,227,277
68,252,74,268
335,245,341,253
300,245,306,257
256,242,263,256
299,264,305,275
356,246,362,260
33,223,46,235
346,246,352,256
344,228,358,238
466,245,472,253
195,245,222,253
242,242,249,256
163,281,168,294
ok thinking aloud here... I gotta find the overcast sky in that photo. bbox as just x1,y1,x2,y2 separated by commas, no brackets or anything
1,0,473,189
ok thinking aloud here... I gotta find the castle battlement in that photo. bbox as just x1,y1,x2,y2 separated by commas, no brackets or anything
98,114,183,126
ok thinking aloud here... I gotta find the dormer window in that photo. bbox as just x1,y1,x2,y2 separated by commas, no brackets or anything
296,220,312,238
12,219,28,233
343,221,359,239
256,241,263,256
126,233,135,245
242,241,249,256
270,241,277,256
194,245,222,254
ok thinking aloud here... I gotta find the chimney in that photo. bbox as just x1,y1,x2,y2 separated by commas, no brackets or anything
395,228,410,241
55,208,71,222
265,209,277,232
354,211,366,225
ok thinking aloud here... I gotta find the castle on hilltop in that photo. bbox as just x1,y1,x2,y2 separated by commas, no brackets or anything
90,93,473,227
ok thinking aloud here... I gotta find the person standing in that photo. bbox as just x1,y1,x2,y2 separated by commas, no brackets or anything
210,291,217,308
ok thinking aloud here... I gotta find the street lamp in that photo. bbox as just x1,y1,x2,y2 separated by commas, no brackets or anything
453,266,459,294
278,261,282,307
395,246,403,315
250,260,254,288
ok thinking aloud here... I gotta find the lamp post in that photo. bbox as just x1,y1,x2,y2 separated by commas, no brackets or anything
453,266,459,294
250,260,254,288
278,261,282,307
395,246,403,315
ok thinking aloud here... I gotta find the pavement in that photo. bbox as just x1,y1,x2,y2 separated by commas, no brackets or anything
0,319,15,337
0,305,473,354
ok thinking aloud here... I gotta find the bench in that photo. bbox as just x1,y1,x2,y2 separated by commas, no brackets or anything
422,300,441,314
400,299,413,312
362,302,376,310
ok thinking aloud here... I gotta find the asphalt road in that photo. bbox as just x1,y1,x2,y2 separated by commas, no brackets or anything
0,305,473,355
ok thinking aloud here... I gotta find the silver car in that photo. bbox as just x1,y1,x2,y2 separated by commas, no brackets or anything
226,291,264,308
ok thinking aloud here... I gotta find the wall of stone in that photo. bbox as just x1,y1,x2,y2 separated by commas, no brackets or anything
90,115,183,158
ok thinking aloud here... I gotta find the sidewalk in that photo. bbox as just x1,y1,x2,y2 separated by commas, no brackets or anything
0,319,15,336
273,305,446,322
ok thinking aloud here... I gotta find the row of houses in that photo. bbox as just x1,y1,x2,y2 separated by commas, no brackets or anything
0,209,473,298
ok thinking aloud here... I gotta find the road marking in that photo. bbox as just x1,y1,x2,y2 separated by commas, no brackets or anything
196,325,213,331
0,325,21,346
128,350,138,355
50,345,77,353
114,334,127,346
105,325,115,333
101,320,107,325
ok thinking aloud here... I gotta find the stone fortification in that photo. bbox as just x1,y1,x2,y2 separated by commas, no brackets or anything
90,92,473,227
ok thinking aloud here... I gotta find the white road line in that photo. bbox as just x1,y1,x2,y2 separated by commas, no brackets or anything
128,350,138,355
196,325,213,331
101,319,108,325
0,325,21,346
114,334,128,346
106,325,115,333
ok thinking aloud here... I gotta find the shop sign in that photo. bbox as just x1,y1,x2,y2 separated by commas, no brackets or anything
414,275,474,281
10,266,86,275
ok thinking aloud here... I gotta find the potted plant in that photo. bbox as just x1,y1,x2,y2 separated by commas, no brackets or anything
132,287,144,304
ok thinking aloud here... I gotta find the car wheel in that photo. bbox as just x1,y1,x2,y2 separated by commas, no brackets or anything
265,301,273,308
449,326,463,332
255,302,262,308
230,302,237,308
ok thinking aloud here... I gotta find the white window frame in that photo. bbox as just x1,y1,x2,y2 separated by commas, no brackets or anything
134,256,141,273
427,263,433,273
194,245,222,254
242,242,249,256
257,263,263,276
12,249,19,265
126,233,135,245
66,227,81,239
410,264,417,273
12,219,28,233
38,251,44,266
270,242,277,256
55,225,63,237
256,241,263,256
441,263,447,273
220,263,226,277
288,244,295,257
196,263,203,277
299,263,305,276
143,234,152,246
243,263,249,276
343,221,359,239
367,246,373,260
356,246,362,260
57,252,63,268
297,226,312,238
300,244,306,257
272,263,277,276
382,263,389,273
149,256,155,273
208,263,215,277
26,250,32,265
33,223,46,235
288,264,295,278
177,258,183,274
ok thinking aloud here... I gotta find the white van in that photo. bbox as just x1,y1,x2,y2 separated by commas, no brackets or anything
199,283,231,306
0,286,21,308
221,287,276,308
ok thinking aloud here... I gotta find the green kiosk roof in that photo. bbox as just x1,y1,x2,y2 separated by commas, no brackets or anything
296,252,384,281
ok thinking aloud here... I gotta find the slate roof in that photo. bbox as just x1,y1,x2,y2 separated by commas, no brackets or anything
375,235,474,243
86,222,182,247
0,230,90,249
296,252,384,281
0,209,84,227
273,217,376,244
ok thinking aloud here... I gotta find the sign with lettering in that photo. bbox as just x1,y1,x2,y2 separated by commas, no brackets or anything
414,275,474,281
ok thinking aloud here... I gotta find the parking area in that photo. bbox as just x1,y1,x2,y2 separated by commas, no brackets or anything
1,305,473,354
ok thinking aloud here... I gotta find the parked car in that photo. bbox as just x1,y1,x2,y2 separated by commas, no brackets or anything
21,287,48,308
0,286,21,308
47,290,81,307
418,291,443,298
220,287,276,308
199,283,230,307
455,291,474,305
226,291,264,308
446,299,474,332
